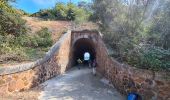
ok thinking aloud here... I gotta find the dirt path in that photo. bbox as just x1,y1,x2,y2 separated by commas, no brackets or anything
38,66,125,100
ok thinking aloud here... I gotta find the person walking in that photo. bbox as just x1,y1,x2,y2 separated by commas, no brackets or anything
88,59,92,68
84,52,90,67
77,58,82,69
92,59,97,76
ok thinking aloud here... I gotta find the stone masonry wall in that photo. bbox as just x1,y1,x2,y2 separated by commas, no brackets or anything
0,31,72,94
96,34,170,100
0,30,170,100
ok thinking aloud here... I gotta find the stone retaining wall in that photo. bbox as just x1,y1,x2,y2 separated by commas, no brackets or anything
0,31,72,93
0,30,170,100
96,34,170,100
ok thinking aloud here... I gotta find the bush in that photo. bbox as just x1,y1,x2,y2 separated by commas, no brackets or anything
93,0,170,71
31,2,91,22
140,47,170,71
15,34,32,47
0,9,27,36
123,45,170,71
74,8,91,24
0,27,53,63
0,42,28,63
0,0,53,64
16,28,53,48
67,8,75,20
36,28,53,47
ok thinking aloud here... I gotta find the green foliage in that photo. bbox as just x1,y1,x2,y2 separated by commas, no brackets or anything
124,46,170,72
24,47,48,60
74,8,91,24
0,7,27,36
93,0,170,71
0,37,28,62
140,47,170,71
16,28,53,48
31,2,92,22
67,8,75,20
0,0,53,63
0,0,15,13
31,9,55,20
0,27,53,63
35,28,53,47
0,0,28,62
55,3,67,20
148,1,170,49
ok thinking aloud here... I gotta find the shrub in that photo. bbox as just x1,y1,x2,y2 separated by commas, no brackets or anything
0,42,28,63
15,34,30,46
36,27,53,47
0,0,53,64
67,8,75,20
93,0,170,71
74,8,91,24
140,47,170,71
123,45,170,71
0,0,27,36
31,2,91,22
0,9,27,36
0,27,53,63
16,28,53,48
0,0,26,36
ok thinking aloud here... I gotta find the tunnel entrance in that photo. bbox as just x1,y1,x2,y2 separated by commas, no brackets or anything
72,38,96,66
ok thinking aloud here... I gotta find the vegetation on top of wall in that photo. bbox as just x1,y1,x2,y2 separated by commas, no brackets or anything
1,0,169,72
0,27,53,64
31,2,92,24
0,0,93,65
92,0,170,71
0,1,53,64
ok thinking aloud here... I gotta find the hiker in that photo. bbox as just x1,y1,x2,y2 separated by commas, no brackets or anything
77,58,82,69
92,59,97,76
88,59,92,68
84,52,90,67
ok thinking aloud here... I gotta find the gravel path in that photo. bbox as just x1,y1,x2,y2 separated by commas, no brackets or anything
38,66,125,100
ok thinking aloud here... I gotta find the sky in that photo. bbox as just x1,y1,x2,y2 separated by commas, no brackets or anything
12,0,91,14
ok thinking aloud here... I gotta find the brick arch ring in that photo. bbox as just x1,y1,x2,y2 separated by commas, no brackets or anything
72,34,97,47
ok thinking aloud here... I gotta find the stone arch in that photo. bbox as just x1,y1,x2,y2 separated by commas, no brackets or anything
72,37,96,66
72,34,97,46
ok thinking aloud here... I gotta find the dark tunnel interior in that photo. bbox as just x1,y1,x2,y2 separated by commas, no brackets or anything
73,38,96,66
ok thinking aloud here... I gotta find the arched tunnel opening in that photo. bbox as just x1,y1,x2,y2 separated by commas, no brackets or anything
72,38,96,66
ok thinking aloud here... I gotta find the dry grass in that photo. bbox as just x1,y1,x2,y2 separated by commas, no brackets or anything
23,17,98,42
23,17,71,42
0,17,98,67
72,22,99,31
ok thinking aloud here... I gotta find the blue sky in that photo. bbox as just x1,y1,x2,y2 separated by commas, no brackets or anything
12,0,91,14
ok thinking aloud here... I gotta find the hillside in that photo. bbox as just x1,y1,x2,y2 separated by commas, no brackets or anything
0,16,98,66
23,17,70,42
23,17,98,41
0,17,70,66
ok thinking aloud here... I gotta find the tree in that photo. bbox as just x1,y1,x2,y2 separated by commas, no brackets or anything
67,8,75,20
54,3,67,20
92,0,170,71
0,0,26,36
